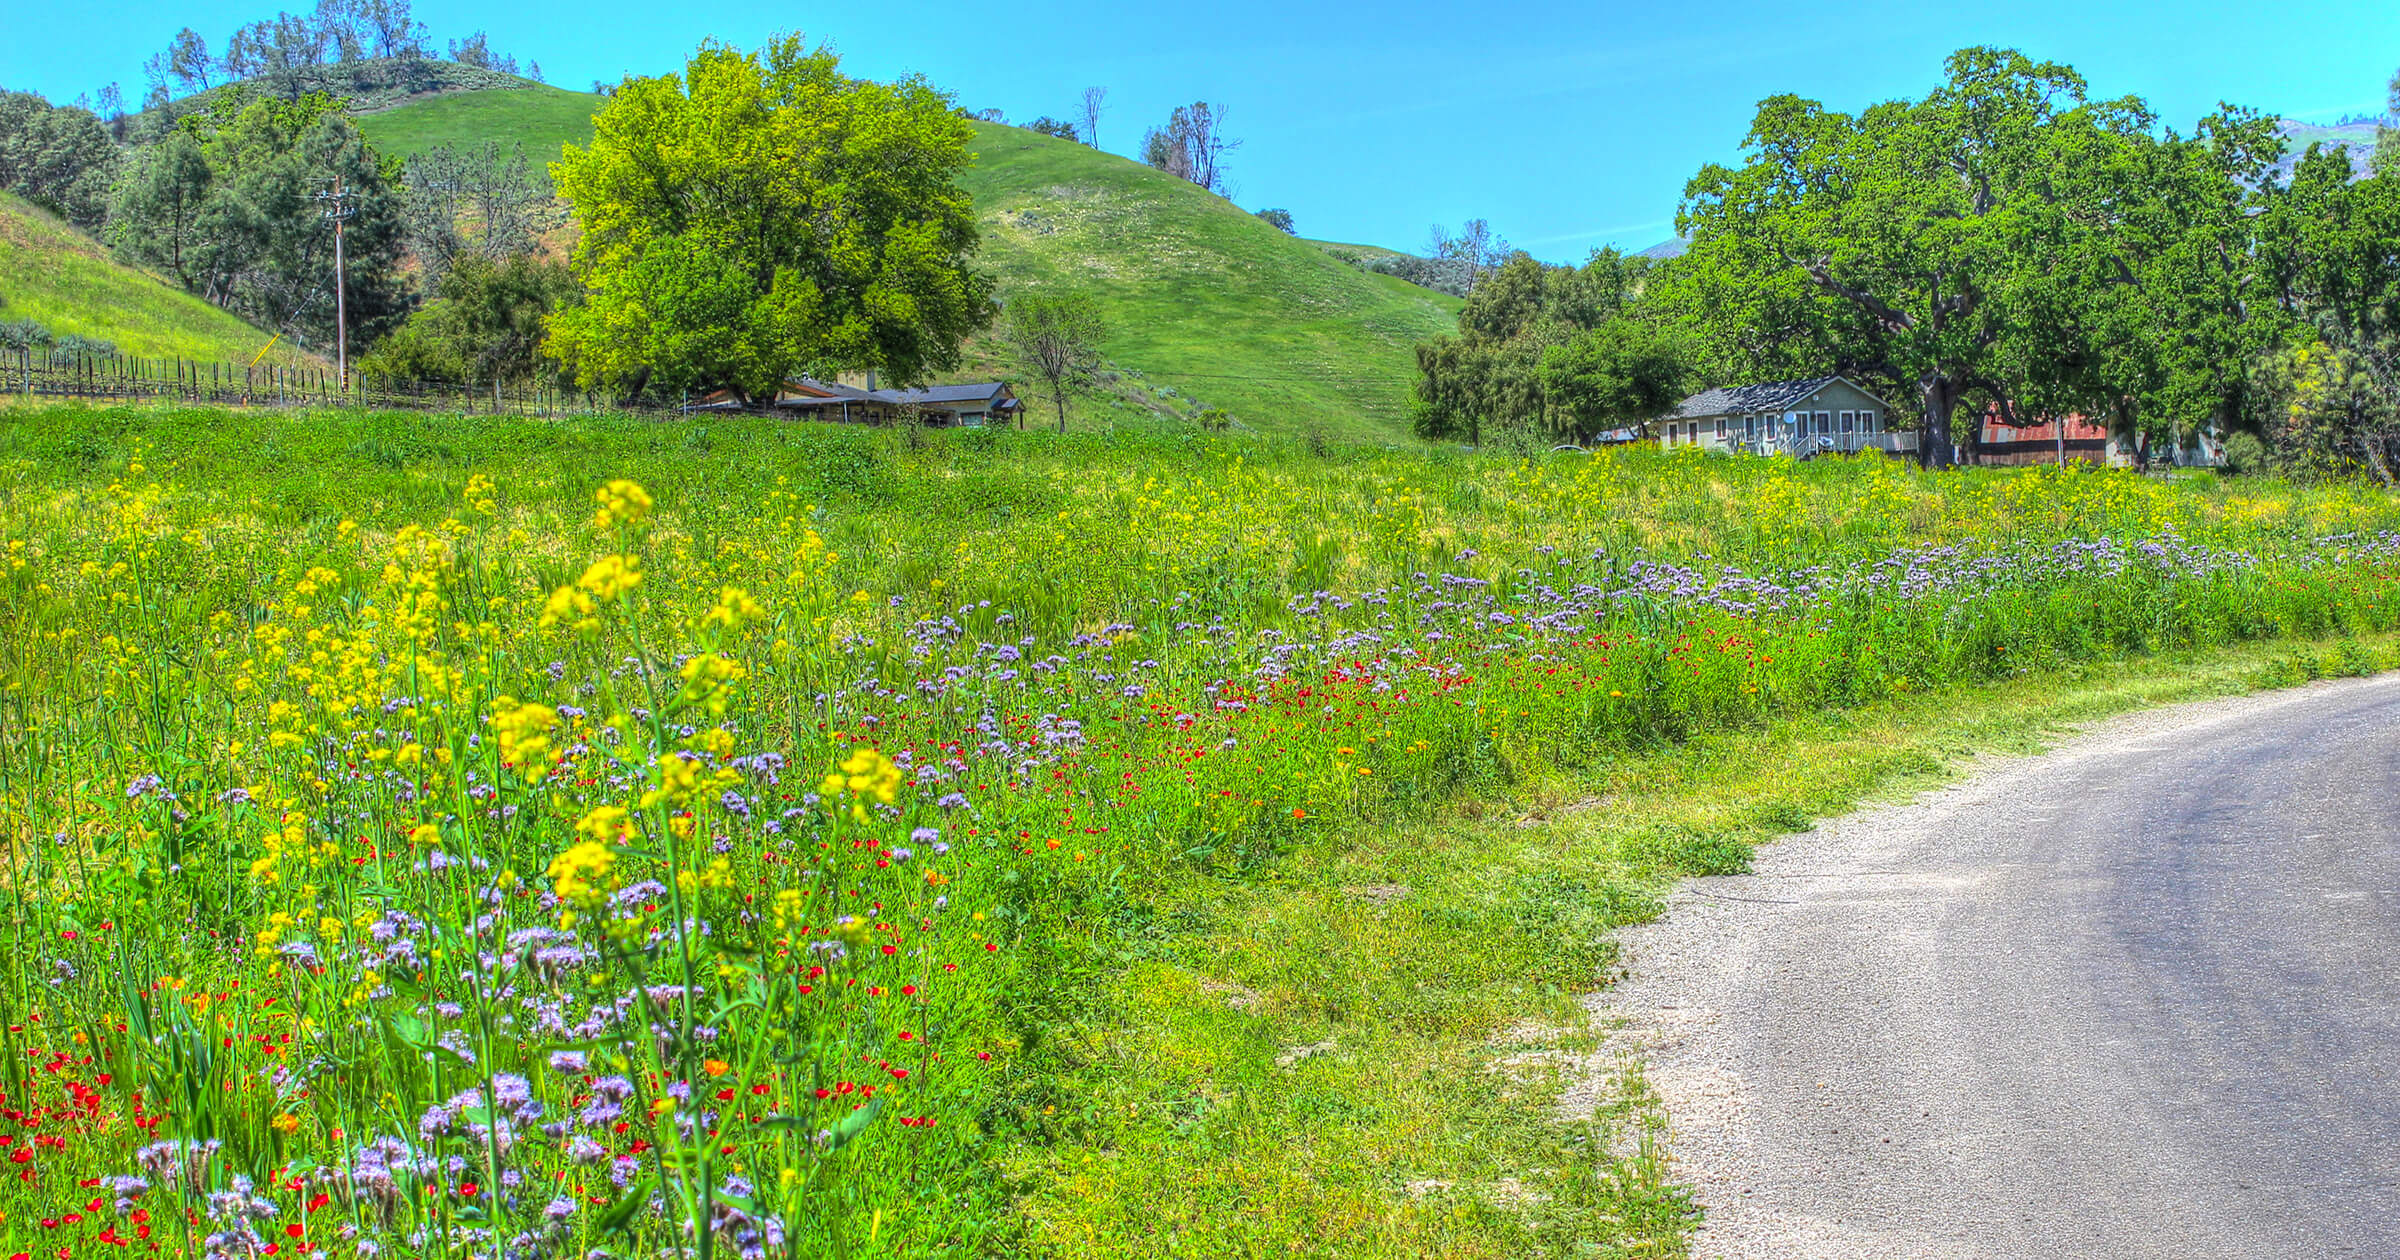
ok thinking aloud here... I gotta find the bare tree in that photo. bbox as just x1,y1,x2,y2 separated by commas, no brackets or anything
95,83,125,139
362,0,428,58
312,0,369,61
447,31,517,75
1002,290,1106,433
402,141,543,282
1428,218,1505,294
1141,102,1239,195
1078,86,1107,148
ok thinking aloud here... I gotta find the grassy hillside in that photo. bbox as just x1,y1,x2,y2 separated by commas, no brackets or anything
0,193,319,367
347,87,1456,439
354,82,610,177
957,124,1457,439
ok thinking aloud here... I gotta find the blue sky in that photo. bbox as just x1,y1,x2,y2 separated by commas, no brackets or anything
10,1,2399,261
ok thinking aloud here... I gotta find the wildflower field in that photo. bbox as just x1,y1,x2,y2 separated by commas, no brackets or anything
0,402,2397,1259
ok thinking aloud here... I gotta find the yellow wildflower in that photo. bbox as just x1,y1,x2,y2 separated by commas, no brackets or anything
577,805,635,844
677,653,746,715
593,479,654,531
490,697,560,782
540,583,598,632
546,840,618,902
639,753,703,810
702,585,766,630
578,554,643,603
839,747,902,804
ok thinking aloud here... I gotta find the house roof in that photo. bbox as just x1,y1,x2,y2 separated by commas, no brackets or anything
886,382,1014,406
774,378,1018,410
1663,376,1894,422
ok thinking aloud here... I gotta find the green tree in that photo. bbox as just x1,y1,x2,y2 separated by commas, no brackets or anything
1540,320,1690,440
1253,207,1295,234
108,88,407,356
363,253,575,406
1001,289,1105,433
1410,248,1656,444
548,36,994,402
0,91,120,230
2006,106,2291,463
2260,145,2400,481
1678,48,2149,465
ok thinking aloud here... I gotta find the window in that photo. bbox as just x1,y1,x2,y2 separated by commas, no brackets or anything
1814,411,1831,434
1840,411,1855,433
1715,418,1727,439
1862,411,1877,432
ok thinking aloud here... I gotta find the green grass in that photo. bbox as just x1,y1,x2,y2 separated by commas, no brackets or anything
344,85,1458,439
0,194,319,367
5,403,2400,1256
353,82,612,177
958,124,1460,441
1022,626,2400,1257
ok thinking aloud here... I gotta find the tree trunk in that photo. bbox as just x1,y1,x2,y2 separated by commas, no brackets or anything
2364,431,2398,487
1917,376,1958,469
1054,384,1068,434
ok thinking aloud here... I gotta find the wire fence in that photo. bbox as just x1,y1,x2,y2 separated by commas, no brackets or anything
2,348,668,418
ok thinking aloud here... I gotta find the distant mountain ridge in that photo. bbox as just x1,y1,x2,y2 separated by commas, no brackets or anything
2273,117,2383,180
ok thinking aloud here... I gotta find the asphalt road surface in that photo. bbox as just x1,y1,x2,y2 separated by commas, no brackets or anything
1595,674,2400,1259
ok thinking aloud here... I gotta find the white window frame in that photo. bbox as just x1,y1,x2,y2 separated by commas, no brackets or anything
1714,417,1727,439
1839,410,1855,433
1813,411,1830,434
1861,411,1877,432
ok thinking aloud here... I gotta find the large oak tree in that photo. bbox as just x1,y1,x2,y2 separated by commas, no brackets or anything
548,36,995,402
1677,49,2183,464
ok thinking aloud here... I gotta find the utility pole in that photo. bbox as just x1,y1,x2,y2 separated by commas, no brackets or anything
317,175,356,388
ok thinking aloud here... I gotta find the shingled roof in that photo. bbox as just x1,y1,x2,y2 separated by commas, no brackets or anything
882,382,1014,406
775,378,1020,411
1663,377,1848,421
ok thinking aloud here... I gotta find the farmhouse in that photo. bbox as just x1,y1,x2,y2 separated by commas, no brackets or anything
1655,377,1915,457
773,376,1024,427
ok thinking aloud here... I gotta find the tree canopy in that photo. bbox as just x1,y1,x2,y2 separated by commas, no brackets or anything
0,91,120,230
108,87,407,355
1411,248,1677,445
1668,47,2301,464
361,252,575,398
548,36,994,401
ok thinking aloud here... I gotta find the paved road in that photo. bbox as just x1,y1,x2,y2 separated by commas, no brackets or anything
1595,675,2400,1259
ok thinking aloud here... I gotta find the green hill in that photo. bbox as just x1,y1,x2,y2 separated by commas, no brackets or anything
957,124,1459,439
353,81,609,179
354,88,1457,439
0,193,319,367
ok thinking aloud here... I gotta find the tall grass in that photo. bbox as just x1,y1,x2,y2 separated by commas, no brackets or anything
0,403,2394,1255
